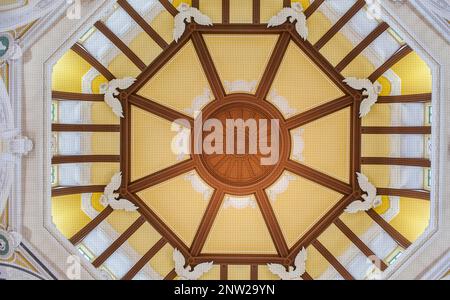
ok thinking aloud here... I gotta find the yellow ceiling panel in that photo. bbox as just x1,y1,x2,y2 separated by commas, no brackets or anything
229,0,253,23
199,0,223,23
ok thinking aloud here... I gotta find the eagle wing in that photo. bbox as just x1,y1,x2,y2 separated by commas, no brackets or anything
268,8,294,28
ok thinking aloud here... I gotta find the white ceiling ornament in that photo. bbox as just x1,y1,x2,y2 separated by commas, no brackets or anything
291,128,305,162
224,80,258,94
268,2,308,40
267,172,296,203
0,228,22,260
173,249,213,280
268,247,307,280
171,124,191,161
223,195,257,209
173,3,213,42
345,172,382,213
100,77,136,118
344,77,382,118
184,88,212,118
0,33,22,62
269,90,297,117
100,172,138,212
184,172,213,201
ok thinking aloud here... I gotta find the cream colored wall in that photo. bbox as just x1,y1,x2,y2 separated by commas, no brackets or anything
51,194,91,239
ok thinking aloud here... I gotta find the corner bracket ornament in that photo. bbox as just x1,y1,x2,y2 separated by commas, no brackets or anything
174,3,213,42
268,248,307,280
268,2,308,40
0,228,22,260
100,172,138,212
345,173,382,213
343,77,382,118
100,77,136,118
0,33,22,62
173,248,213,280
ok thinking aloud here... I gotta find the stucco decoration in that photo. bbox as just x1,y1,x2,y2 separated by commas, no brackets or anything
0,33,22,62
173,3,212,42
0,228,22,260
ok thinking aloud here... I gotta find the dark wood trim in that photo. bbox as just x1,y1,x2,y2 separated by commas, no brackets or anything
196,23,290,34
192,254,286,265
368,44,413,82
191,31,226,100
121,102,131,191
69,206,113,245
52,91,104,102
283,0,290,7
222,0,230,24
311,239,354,280
94,21,146,71
122,237,167,280
159,0,179,17
255,32,291,100
250,265,258,280
51,185,105,197
361,126,431,134
192,0,199,9
190,189,225,256
164,269,178,280
302,272,313,280
361,157,431,168
285,160,353,195
377,188,430,200
377,93,432,103
128,160,195,193
117,0,168,49
334,218,388,271
314,0,366,50
351,96,362,188
71,43,115,81
253,0,260,24
285,95,353,129
93,216,146,268
366,209,412,249
220,264,228,280
52,124,120,132
336,22,389,72
304,0,325,19
52,155,120,164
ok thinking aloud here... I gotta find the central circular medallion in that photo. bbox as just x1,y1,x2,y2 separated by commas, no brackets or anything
192,94,290,195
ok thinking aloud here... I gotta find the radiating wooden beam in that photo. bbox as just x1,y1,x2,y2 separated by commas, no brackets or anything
191,32,226,100
128,94,194,127
366,209,412,249
128,160,195,193
220,264,228,280
314,0,366,50
52,91,104,101
52,155,120,164
192,254,286,265
159,0,179,16
196,23,291,34
351,97,362,187
336,22,389,72
222,0,230,24
311,239,354,280
334,218,388,271
368,44,413,82
190,189,225,256
52,124,120,132
71,43,115,81
122,237,167,280
253,0,260,24
302,272,313,280
256,32,291,100
69,206,113,245
117,0,168,49
377,93,432,103
361,157,431,168
94,21,146,71
377,188,430,200
192,0,199,9
164,269,178,280
255,189,289,257
93,216,146,268
361,126,431,134
285,95,353,129
51,185,106,197
304,0,325,19
283,0,290,7
250,265,258,280
285,160,353,195
121,102,131,188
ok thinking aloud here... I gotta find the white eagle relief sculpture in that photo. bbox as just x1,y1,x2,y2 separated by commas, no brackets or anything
267,173,296,203
184,88,212,117
100,77,136,118
224,80,258,94
100,172,138,212
173,249,213,280
174,3,213,42
268,248,307,280
268,2,308,40
184,172,213,201
343,78,382,117
292,128,305,162
345,173,382,213
223,196,257,209
269,90,297,117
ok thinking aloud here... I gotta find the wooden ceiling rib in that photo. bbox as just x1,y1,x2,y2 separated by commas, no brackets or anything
362,126,432,134
52,124,120,132
51,185,106,197
377,93,432,103
283,0,291,8
69,206,114,245
159,0,179,16
253,0,260,24
197,23,290,34
192,0,199,9
304,0,326,19
366,209,412,249
71,43,116,81
377,188,430,200
250,264,258,280
164,269,178,280
220,264,228,280
222,0,230,24
193,254,286,265
52,155,120,164
311,239,355,280
361,157,431,168
52,91,104,101
368,44,413,82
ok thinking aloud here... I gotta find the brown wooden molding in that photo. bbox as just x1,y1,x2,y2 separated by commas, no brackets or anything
192,255,286,265
222,0,230,24
117,0,168,49
52,124,120,132
164,269,178,280
253,0,260,24
351,98,362,188
285,160,353,195
196,23,290,34
285,95,353,129
220,264,228,280
51,185,106,197
71,43,115,81
377,188,430,200
159,0,179,16
192,0,199,9
128,94,194,127
69,206,114,245
361,157,431,168
366,209,412,249
336,22,389,72
52,155,120,164
94,21,146,71
256,32,291,100
377,93,432,103
314,0,366,50
190,189,225,256
250,265,258,280
93,216,146,268
334,218,388,271
191,32,226,100
52,91,104,102
283,0,290,8
122,237,167,280
128,160,195,193
255,189,289,257
121,102,131,189
311,239,354,280
304,0,325,19
302,272,313,280
368,44,413,82
361,126,431,135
